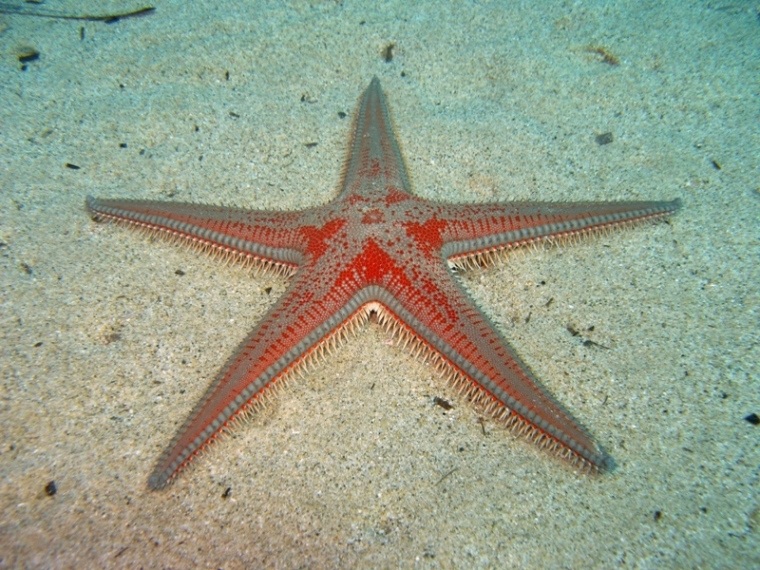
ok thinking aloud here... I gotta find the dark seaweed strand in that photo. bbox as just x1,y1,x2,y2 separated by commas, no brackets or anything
0,3,154,23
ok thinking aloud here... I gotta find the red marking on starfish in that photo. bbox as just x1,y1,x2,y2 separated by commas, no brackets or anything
86,77,680,489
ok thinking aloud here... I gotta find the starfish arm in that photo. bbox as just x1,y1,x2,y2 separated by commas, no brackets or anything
338,77,412,200
377,259,608,469
436,199,681,264
86,196,313,270
146,266,369,489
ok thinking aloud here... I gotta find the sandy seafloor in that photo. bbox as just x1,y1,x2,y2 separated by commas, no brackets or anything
1,1,757,567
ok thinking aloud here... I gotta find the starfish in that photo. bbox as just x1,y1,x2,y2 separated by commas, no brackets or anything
86,77,680,490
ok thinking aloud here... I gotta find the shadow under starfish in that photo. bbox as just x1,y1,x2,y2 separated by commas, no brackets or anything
86,77,680,490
